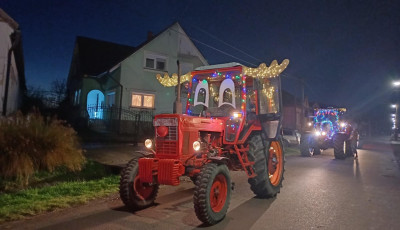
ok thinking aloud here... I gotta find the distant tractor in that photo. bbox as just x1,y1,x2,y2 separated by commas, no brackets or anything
119,60,289,225
300,108,355,159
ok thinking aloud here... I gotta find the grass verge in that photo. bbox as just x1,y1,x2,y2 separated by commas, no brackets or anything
285,145,300,156
0,161,119,223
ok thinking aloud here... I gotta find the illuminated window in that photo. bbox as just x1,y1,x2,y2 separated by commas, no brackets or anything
131,94,142,107
131,93,155,108
143,95,154,108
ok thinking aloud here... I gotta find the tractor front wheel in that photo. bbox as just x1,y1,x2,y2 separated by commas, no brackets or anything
300,134,315,157
247,135,285,198
194,163,231,225
119,158,159,210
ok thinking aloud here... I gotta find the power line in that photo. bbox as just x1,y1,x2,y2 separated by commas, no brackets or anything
168,27,257,67
190,25,263,63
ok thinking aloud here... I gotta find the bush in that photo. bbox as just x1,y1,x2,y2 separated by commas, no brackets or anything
0,112,85,186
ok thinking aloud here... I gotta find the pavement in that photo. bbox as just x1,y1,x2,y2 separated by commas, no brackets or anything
82,142,146,171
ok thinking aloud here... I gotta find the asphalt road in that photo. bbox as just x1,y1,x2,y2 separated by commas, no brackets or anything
2,140,400,230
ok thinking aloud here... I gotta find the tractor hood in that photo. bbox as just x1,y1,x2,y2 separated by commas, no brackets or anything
153,114,226,159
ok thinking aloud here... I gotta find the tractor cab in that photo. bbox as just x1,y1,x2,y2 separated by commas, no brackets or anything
186,63,283,143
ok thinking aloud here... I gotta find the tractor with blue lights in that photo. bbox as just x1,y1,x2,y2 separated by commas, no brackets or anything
119,60,289,225
300,108,355,159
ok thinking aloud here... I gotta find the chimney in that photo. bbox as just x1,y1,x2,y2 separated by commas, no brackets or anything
147,31,153,41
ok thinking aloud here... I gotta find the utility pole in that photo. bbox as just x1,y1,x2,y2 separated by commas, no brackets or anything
300,77,305,133
174,60,182,114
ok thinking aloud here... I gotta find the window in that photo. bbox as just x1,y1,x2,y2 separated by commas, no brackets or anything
144,52,167,71
74,91,78,105
74,89,81,105
77,89,81,105
145,58,155,69
131,94,142,107
131,93,155,108
155,58,165,70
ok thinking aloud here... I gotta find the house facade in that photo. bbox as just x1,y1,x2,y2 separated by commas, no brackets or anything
282,90,311,132
67,22,208,134
0,8,26,116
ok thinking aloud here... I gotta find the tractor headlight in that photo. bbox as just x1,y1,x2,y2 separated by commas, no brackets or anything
321,131,327,136
308,122,312,126
315,131,321,136
145,139,153,149
340,122,346,128
232,111,242,118
193,141,201,151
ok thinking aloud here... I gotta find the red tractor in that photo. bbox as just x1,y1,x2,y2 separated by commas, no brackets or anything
119,60,289,225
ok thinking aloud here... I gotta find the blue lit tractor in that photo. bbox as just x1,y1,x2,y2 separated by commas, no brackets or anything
300,108,356,159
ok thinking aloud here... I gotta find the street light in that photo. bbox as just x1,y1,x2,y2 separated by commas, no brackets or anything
393,81,400,87
391,104,398,140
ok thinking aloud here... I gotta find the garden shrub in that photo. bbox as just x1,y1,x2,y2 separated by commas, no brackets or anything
0,112,85,186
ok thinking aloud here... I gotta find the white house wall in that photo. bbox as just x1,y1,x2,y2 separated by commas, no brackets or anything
0,21,20,116
120,23,207,114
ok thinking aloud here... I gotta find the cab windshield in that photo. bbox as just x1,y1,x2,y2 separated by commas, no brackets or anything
187,70,243,117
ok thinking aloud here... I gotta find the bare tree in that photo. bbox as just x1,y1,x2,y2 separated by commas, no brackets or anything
50,79,67,104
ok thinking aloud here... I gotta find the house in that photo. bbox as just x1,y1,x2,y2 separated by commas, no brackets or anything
67,22,208,134
0,8,26,116
282,90,311,132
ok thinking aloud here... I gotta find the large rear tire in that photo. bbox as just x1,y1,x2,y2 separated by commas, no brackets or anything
333,134,347,159
119,158,159,210
247,135,285,198
193,163,231,225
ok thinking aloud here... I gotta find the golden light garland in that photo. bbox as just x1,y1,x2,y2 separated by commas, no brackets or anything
156,72,191,87
243,59,289,78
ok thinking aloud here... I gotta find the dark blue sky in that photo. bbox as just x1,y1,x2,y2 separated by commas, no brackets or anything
2,0,400,121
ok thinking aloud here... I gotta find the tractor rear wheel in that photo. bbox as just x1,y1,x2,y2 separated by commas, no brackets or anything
247,135,285,198
333,134,347,159
194,163,231,225
119,158,159,210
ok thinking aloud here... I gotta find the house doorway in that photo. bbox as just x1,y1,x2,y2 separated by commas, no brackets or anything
87,90,104,119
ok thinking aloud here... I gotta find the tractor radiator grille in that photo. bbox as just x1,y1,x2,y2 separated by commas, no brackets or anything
156,126,178,155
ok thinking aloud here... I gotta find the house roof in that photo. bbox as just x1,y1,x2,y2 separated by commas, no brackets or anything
73,21,207,78
105,21,208,73
75,36,136,76
0,8,18,30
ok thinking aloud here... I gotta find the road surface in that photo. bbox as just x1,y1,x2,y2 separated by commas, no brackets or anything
2,140,400,230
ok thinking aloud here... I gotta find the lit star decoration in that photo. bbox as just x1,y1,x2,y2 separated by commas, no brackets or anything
243,59,289,78
156,72,192,87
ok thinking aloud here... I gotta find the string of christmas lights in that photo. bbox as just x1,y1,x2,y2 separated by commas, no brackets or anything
156,72,191,87
243,59,290,78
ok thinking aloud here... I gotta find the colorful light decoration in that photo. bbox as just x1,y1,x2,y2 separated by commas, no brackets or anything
156,72,192,87
313,108,346,137
243,59,289,78
155,60,290,117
